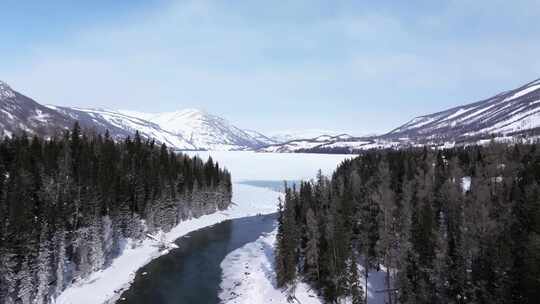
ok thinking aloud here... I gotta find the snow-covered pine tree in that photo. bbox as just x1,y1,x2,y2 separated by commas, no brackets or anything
0,124,232,303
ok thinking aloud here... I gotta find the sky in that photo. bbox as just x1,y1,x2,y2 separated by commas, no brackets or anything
1,0,540,135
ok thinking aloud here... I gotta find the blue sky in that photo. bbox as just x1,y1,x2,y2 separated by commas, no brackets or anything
2,0,540,134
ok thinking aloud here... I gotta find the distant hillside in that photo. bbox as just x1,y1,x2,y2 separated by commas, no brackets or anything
0,80,275,151
264,78,540,153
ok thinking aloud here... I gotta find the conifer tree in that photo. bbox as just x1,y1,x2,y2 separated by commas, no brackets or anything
348,250,364,304
274,144,540,303
0,124,232,303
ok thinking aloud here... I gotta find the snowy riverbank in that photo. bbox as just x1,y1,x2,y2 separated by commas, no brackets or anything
55,151,353,304
55,183,282,304
219,228,322,304
218,227,388,304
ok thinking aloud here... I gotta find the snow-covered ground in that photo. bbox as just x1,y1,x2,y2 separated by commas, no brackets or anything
219,229,322,304
219,227,388,304
56,152,351,304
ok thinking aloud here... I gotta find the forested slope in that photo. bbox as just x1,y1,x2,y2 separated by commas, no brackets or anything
276,143,540,303
0,123,232,304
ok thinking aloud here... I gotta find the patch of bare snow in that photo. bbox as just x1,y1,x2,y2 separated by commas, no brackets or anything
1,109,14,120
219,226,390,304
461,176,471,193
457,103,496,122
445,108,469,120
503,83,540,101
219,228,322,304
476,109,540,135
33,109,50,123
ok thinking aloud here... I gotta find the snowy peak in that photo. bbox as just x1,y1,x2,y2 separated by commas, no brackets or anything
124,109,269,150
0,80,274,151
502,78,540,102
0,81,75,137
146,109,215,135
0,80,16,99
173,108,209,120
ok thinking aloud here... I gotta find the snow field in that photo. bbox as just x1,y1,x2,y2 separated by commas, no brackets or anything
185,151,353,182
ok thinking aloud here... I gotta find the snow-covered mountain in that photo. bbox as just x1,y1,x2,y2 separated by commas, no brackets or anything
0,80,75,137
243,129,278,145
264,78,540,153
48,107,196,149
4,77,540,153
268,129,348,143
260,134,359,152
385,78,540,141
387,79,540,140
0,81,269,150
119,109,270,150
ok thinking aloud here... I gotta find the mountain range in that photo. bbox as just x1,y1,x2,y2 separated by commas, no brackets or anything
261,78,540,152
1,78,540,152
0,80,277,150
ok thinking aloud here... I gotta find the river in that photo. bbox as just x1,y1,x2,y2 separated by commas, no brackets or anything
116,214,277,304
114,151,353,304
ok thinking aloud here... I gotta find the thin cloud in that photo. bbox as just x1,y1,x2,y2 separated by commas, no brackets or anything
4,0,540,134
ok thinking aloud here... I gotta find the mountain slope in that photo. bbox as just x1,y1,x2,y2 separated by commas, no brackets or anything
265,78,540,153
121,109,269,150
48,107,196,149
386,78,540,141
259,134,361,152
268,129,347,143
243,129,278,145
0,81,75,137
0,80,272,151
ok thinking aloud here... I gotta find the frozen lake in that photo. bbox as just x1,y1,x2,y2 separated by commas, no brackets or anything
184,151,353,182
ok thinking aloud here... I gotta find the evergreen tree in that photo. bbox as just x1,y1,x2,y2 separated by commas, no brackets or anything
0,124,233,303
348,251,364,304
275,143,540,304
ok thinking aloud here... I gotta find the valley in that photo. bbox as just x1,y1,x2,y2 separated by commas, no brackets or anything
2,2,540,302
52,151,351,304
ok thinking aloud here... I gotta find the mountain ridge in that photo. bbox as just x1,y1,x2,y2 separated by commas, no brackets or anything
47,106,198,149
0,80,75,138
118,108,270,150
2,78,540,153
384,77,540,140
263,77,540,153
